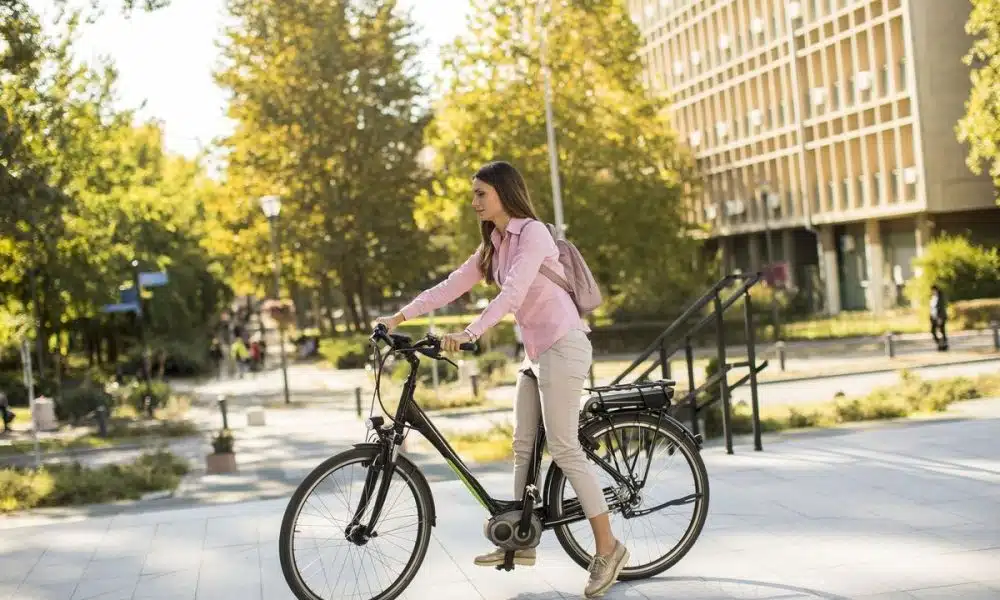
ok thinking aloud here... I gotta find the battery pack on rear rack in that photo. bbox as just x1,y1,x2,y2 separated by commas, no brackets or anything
582,379,676,415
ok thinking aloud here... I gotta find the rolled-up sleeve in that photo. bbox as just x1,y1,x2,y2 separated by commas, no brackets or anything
399,249,482,320
465,222,550,339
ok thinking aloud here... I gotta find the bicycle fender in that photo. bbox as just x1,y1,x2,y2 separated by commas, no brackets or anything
580,410,703,449
352,442,438,527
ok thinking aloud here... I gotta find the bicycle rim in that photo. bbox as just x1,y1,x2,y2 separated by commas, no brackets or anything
550,414,710,579
279,449,431,600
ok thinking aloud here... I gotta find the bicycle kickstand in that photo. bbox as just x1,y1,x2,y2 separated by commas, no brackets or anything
496,550,516,572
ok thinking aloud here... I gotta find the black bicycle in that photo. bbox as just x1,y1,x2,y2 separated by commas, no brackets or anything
278,324,710,600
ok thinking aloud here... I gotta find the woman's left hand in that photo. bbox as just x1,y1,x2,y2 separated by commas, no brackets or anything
441,331,473,353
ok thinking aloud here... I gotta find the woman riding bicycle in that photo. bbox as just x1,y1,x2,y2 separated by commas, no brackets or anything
376,160,628,598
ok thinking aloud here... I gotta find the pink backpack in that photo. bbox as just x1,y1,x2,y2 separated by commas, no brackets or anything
536,222,602,316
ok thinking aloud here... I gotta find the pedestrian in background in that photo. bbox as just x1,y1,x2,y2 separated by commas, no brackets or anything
930,284,948,351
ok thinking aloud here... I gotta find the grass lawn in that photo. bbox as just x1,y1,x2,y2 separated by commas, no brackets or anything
0,449,190,513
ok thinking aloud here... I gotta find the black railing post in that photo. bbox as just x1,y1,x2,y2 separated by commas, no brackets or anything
743,291,763,452
713,292,733,455
659,342,671,380
685,336,698,437
992,321,999,351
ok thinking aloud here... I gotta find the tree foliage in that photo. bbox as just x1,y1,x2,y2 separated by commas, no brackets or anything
0,2,230,374
213,0,436,330
415,0,708,318
957,0,1000,197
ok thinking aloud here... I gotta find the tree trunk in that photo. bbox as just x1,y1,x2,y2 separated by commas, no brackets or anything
317,274,333,335
356,266,371,326
342,283,361,332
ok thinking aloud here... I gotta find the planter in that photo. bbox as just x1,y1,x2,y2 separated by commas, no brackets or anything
206,452,238,474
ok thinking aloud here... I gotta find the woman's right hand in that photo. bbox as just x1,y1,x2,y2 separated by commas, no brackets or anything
375,313,404,333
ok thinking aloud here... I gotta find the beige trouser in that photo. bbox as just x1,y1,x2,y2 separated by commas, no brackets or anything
513,328,609,519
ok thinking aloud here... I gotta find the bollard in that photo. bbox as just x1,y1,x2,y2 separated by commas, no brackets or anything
992,321,1000,352
776,340,786,371
96,405,108,437
885,332,895,358
355,387,363,418
217,395,229,430
470,374,479,398
143,395,153,418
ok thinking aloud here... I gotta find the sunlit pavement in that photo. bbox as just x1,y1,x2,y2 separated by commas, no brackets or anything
2,399,999,600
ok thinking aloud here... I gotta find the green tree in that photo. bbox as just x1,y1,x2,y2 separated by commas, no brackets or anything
215,0,435,331
415,0,707,318
957,0,1000,197
1,3,231,377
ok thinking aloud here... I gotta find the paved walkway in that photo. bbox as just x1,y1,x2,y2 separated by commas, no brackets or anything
2,398,998,599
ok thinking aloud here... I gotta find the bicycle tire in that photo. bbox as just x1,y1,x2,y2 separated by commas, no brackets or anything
279,446,434,600
545,412,710,580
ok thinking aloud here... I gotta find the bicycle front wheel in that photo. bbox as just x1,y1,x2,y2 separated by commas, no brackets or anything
279,446,433,600
546,412,710,580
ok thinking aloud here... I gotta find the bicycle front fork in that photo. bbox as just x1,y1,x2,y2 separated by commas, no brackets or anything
346,435,401,545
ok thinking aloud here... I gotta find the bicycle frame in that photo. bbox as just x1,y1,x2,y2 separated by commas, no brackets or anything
353,349,641,535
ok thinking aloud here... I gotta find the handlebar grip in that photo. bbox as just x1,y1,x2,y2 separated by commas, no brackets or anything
459,342,479,352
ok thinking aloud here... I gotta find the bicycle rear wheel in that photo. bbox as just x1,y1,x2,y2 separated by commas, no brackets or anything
279,446,433,600
545,412,709,580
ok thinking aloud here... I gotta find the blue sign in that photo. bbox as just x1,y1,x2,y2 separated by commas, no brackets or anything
120,287,138,304
101,302,140,314
139,271,168,288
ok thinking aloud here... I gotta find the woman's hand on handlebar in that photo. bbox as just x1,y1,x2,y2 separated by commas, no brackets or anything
374,312,405,333
441,331,473,353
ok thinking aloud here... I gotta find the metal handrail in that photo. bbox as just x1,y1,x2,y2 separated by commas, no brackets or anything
611,272,763,385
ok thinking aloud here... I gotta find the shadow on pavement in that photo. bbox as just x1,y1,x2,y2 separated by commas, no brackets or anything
632,576,850,599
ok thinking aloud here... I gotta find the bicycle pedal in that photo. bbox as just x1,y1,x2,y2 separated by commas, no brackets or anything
496,551,516,572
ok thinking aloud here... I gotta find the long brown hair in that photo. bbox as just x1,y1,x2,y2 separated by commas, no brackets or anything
473,161,539,285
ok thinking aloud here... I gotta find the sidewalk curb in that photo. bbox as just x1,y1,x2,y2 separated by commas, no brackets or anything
750,354,1000,386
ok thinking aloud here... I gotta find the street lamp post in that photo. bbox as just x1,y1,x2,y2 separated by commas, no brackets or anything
536,0,565,240
259,195,291,405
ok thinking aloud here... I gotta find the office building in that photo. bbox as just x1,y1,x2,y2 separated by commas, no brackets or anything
630,0,1000,314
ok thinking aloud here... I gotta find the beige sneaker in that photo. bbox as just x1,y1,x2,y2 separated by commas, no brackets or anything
583,540,629,598
472,547,536,567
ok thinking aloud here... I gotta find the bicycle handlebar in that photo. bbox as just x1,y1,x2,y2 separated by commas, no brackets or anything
370,324,479,357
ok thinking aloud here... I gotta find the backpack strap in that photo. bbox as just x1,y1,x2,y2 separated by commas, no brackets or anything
538,263,573,297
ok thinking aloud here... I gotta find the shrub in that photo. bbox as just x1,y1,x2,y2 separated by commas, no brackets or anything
211,429,235,454
949,299,1000,329
905,234,1000,313
56,383,112,424
390,357,459,386
319,335,372,369
120,338,211,378
0,450,189,512
412,386,484,411
477,351,510,381
119,380,172,413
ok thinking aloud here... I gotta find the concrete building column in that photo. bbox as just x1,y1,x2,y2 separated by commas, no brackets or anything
914,214,932,257
721,236,734,274
747,234,761,273
818,225,841,315
864,219,886,315
780,229,797,289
